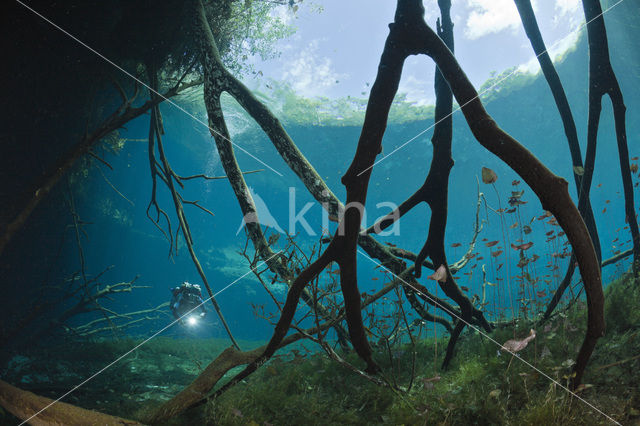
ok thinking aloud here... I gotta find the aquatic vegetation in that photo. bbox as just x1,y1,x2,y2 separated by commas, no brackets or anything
2,0,640,424
247,82,438,128
500,329,536,353
199,274,639,425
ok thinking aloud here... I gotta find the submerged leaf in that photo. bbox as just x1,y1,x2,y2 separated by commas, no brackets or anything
511,242,534,250
573,166,585,176
489,389,501,398
575,383,593,392
423,375,441,383
500,329,536,353
482,167,498,184
427,265,447,283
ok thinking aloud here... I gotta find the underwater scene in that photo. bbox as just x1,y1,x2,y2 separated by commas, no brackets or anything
1,0,640,424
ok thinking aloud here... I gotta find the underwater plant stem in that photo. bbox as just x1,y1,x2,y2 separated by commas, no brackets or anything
542,255,577,321
492,183,516,324
434,286,438,373
241,247,283,312
451,183,485,275
397,286,418,392
95,164,134,207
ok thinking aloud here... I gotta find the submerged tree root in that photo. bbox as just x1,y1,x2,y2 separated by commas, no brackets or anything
146,267,416,423
144,346,261,424
514,0,600,259
580,0,640,275
134,5,606,424
398,0,604,388
0,379,141,425
0,77,201,258
190,0,603,398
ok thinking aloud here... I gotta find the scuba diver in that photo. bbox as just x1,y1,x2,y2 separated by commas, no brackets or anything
170,281,206,326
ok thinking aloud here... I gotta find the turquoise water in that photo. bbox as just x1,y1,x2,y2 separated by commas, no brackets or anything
1,0,639,424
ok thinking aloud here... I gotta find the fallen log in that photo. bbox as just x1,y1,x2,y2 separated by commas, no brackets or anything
0,379,142,425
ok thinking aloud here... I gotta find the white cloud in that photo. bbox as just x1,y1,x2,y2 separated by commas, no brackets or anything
420,0,441,25
397,75,435,106
281,39,347,97
555,0,581,16
552,0,583,28
517,29,580,74
517,0,583,74
464,0,522,39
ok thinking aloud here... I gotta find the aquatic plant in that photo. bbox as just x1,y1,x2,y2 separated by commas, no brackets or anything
149,2,605,420
201,274,638,424
1,0,640,424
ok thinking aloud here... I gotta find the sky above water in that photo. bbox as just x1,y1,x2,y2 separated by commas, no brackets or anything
248,0,586,104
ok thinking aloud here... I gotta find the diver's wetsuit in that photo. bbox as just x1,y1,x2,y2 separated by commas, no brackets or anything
170,282,206,322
